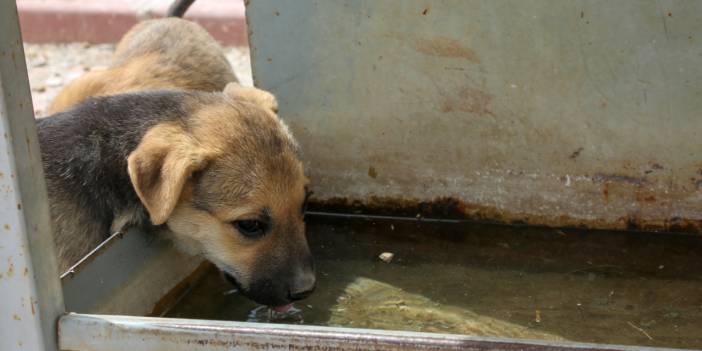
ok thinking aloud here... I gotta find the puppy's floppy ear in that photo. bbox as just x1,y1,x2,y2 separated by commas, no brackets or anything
224,82,278,113
127,123,212,225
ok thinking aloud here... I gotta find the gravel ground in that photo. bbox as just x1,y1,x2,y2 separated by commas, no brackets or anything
23,43,253,117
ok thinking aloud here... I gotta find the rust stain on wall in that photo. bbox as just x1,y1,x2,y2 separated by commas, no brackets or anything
7,260,15,277
387,32,480,63
602,185,610,204
368,166,378,179
309,196,702,234
635,191,656,203
441,86,494,116
569,147,584,160
413,36,480,63
592,173,647,186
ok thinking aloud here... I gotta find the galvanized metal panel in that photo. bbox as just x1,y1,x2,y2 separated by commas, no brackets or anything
59,313,695,351
0,2,64,350
61,229,205,316
247,0,702,231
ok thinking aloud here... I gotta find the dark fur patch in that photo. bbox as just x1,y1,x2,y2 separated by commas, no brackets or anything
38,91,189,246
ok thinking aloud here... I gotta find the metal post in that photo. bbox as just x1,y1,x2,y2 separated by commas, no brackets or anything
0,2,65,351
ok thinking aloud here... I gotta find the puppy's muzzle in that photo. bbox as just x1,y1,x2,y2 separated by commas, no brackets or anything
287,272,316,301
222,269,316,305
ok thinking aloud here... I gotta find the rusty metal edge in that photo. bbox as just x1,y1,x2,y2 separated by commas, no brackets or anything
308,196,702,235
58,313,697,351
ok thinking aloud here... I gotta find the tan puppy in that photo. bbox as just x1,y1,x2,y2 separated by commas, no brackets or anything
39,85,315,307
47,17,236,114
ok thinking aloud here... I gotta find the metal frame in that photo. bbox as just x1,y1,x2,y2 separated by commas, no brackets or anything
0,1,699,351
0,2,65,351
58,314,693,351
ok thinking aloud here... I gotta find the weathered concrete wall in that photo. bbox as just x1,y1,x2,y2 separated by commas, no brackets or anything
247,0,702,232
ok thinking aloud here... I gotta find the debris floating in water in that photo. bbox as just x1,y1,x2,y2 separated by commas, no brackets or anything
379,252,394,263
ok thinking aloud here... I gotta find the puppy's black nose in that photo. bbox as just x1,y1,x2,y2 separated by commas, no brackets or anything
287,285,315,301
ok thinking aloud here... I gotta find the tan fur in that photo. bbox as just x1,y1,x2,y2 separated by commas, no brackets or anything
124,87,313,293
224,83,278,113
45,16,314,301
128,122,214,225
48,18,236,114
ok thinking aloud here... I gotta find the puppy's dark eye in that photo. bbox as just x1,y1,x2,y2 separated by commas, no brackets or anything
233,220,266,238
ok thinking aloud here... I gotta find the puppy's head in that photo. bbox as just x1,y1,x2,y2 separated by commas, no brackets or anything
127,85,314,307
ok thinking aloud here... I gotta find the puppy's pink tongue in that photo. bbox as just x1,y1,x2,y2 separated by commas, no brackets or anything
272,303,294,313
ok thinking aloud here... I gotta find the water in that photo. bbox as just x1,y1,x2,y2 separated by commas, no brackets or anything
166,215,702,349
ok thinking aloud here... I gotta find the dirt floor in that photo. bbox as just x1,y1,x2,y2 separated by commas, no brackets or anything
23,43,253,117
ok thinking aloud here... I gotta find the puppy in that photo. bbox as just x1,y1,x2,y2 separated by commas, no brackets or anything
47,12,235,114
39,85,315,307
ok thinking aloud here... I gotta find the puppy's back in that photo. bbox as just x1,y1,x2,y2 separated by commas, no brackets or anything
48,18,236,114
113,17,236,88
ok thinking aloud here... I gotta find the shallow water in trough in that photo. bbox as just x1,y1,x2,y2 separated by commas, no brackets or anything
166,215,702,349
